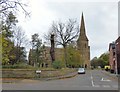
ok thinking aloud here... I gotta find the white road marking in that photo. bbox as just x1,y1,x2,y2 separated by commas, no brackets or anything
93,85,100,87
91,72,95,87
102,85,110,87
91,80,95,87
101,77,111,82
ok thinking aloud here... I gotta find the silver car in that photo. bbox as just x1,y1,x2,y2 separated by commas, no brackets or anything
78,68,85,74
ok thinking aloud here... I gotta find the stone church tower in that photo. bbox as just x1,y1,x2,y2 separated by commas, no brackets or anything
77,13,90,68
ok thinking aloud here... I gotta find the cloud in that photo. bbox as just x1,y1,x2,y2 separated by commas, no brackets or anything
43,2,118,58
18,1,118,59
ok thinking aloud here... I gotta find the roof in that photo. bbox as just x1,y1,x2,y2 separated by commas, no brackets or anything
116,36,120,43
109,42,115,51
79,12,88,41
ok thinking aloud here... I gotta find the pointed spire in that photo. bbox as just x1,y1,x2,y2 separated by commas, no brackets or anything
79,12,88,41
80,12,85,35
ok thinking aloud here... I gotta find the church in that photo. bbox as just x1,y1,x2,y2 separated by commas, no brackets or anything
28,13,91,68
77,13,90,69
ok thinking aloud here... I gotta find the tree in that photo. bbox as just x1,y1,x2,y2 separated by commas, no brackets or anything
13,26,27,47
99,52,109,68
0,0,30,19
66,45,81,68
31,33,39,49
99,52,109,64
2,35,14,65
8,46,27,65
1,11,28,65
2,11,18,38
13,26,28,63
91,52,109,68
52,60,64,69
1,12,17,65
30,33,42,67
91,57,98,68
18,47,27,62
46,19,79,67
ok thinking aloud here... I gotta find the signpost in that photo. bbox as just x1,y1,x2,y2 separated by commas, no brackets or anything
36,70,41,78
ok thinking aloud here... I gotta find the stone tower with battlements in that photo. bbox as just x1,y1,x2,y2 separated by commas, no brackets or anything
77,13,90,68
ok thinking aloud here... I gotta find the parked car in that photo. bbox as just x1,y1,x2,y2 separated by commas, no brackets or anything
104,66,110,71
78,68,85,74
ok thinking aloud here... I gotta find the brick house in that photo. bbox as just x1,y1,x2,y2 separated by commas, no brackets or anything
109,42,116,73
109,36,120,74
115,36,120,74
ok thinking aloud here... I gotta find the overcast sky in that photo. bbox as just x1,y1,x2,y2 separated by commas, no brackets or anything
18,0,118,59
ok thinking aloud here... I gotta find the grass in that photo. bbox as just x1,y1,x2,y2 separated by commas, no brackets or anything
2,68,77,79
2,63,77,79
2,64,36,69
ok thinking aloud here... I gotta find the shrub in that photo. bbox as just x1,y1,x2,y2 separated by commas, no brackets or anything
52,60,64,69
2,63,35,69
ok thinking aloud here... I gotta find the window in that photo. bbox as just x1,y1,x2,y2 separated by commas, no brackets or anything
113,52,115,56
85,44,86,48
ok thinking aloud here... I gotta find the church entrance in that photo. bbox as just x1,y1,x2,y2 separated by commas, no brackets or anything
85,64,87,68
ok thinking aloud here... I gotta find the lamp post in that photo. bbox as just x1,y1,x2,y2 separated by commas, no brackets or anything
50,31,55,63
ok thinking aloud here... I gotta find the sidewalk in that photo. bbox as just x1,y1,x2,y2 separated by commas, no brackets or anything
2,71,78,83
101,70,118,81
43,71,78,81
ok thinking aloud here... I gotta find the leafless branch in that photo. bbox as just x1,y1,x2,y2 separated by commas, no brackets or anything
0,0,30,18
44,19,79,48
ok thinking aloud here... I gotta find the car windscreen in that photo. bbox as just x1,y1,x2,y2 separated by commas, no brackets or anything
78,68,84,71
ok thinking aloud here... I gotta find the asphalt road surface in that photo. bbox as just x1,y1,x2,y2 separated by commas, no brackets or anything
2,70,118,90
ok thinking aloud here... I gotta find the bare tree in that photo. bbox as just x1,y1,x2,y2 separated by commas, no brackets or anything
13,26,28,47
13,26,28,62
45,19,79,67
0,0,30,20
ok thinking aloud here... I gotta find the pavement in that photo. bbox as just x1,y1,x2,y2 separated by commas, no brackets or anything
43,71,78,81
101,70,118,81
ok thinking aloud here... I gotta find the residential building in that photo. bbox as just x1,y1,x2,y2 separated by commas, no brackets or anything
109,36,120,74
109,42,115,73
115,36,120,74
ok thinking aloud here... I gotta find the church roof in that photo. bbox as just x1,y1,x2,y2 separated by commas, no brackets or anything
78,13,88,42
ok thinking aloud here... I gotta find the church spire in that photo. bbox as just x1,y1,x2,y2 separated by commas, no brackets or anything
79,12,88,41
77,12,90,69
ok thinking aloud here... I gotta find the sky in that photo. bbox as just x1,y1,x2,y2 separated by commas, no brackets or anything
18,0,119,60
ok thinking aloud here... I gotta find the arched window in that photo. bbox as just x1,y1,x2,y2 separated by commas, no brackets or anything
85,43,86,48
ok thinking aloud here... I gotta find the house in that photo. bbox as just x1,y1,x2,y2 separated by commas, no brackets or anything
109,42,116,73
115,36,120,74
109,36,120,74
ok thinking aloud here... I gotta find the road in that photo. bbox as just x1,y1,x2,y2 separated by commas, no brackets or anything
2,70,118,90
